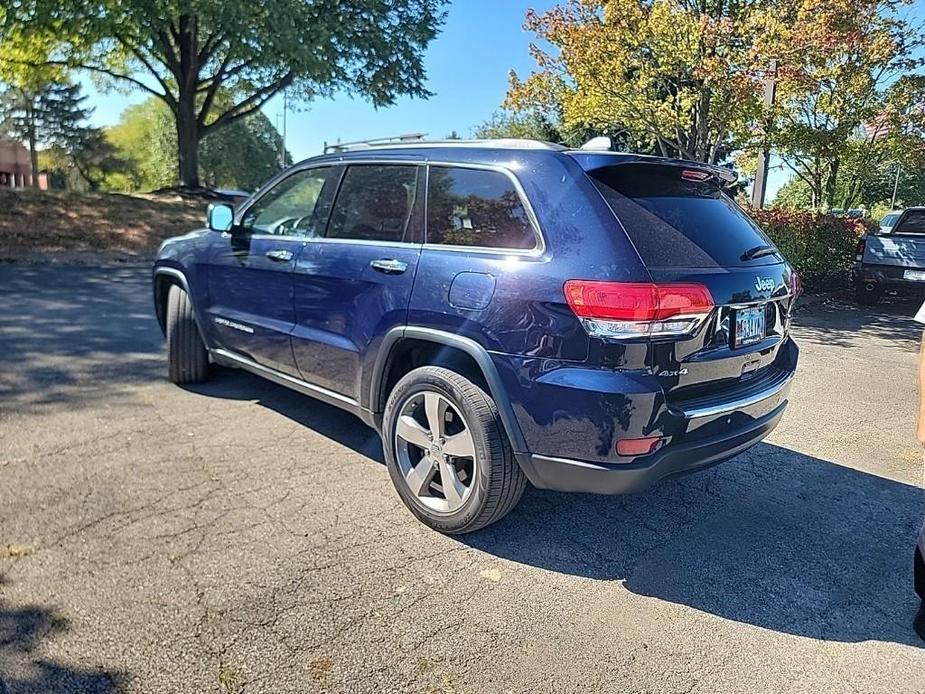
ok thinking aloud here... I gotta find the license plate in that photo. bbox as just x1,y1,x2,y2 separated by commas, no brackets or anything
734,307,765,347
903,269,925,281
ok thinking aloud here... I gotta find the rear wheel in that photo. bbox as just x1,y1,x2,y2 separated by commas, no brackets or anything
166,284,210,384
854,282,881,306
383,366,526,534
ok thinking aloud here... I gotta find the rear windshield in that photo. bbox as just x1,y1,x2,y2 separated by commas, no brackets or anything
589,164,780,268
893,210,925,234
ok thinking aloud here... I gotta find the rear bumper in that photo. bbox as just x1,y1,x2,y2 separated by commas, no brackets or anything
853,263,925,294
517,399,787,494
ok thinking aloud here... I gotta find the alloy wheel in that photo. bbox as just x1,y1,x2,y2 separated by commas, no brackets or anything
393,390,477,513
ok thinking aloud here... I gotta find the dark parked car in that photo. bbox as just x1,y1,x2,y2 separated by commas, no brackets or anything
152,140,800,533
854,206,925,304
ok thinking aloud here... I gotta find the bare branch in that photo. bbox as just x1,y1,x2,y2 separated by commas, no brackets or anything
203,73,293,132
4,57,169,103
114,37,177,108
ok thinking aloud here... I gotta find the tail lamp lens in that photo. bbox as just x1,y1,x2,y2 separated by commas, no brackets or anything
564,281,714,339
791,272,802,299
855,238,866,261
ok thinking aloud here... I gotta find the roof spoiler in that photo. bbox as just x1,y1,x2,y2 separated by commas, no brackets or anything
567,150,738,185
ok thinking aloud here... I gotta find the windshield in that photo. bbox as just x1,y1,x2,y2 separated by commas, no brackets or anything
880,213,900,228
589,164,780,268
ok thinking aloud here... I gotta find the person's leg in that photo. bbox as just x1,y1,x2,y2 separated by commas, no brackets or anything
915,528,925,640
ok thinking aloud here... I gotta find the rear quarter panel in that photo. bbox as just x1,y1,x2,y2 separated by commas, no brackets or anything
406,150,649,360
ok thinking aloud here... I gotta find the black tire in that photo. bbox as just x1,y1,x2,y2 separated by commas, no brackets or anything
383,366,527,534
855,282,880,306
166,283,210,384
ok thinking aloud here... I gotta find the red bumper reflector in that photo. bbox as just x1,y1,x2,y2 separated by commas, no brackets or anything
616,436,665,457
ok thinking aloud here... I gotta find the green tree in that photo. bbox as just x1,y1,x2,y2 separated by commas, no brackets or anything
39,133,128,191
106,100,177,190
0,81,94,186
507,0,766,163
757,0,925,208
772,177,813,210
473,110,562,142
104,96,287,192
1,0,447,188
472,106,645,152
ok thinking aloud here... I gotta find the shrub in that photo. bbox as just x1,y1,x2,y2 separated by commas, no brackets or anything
749,209,873,290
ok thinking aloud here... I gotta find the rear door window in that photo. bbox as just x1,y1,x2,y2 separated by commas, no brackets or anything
589,164,779,268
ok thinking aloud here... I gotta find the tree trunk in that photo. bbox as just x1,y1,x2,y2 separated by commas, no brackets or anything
824,158,839,209
812,165,822,209
174,14,201,190
175,95,200,189
28,106,39,188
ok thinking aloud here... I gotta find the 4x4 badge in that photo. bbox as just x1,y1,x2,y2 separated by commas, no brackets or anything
755,276,775,293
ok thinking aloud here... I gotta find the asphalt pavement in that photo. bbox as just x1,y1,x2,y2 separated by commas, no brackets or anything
1,265,924,693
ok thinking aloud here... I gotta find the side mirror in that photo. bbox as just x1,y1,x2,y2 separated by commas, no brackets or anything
207,203,234,232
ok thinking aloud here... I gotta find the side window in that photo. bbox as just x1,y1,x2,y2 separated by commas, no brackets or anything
426,166,537,250
326,165,419,242
241,167,332,237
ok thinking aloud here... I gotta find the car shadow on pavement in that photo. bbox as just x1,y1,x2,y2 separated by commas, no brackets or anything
463,443,925,648
187,369,924,648
0,601,123,693
185,368,387,463
795,297,922,350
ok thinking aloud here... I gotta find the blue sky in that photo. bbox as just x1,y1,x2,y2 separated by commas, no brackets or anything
85,0,561,155
82,0,814,197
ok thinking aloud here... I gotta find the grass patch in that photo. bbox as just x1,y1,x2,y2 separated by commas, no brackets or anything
1,544,36,558
0,188,204,260
217,663,243,693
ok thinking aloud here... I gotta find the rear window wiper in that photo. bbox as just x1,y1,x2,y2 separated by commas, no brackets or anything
741,245,778,261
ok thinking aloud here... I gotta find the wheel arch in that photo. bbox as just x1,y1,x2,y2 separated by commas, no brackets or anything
370,327,527,454
153,267,209,345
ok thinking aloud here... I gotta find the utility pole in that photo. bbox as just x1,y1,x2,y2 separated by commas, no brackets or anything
891,163,901,209
751,59,778,209
278,89,288,169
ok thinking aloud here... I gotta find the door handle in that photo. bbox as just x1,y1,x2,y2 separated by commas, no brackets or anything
265,249,294,262
369,258,408,274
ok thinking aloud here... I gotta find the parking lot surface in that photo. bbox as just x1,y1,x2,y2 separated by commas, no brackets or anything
1,265,924,693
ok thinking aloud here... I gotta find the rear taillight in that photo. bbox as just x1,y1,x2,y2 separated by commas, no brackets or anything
855,237,866,261
791,272,802,299
564,280,714,339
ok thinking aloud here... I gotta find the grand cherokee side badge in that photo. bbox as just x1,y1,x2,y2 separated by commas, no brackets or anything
214,316,254,334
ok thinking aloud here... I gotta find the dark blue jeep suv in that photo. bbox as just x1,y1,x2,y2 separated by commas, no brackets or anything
153,140,799,533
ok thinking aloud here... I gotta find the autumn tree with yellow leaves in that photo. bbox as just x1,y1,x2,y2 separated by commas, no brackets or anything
507,0,768,163
507,0,925,205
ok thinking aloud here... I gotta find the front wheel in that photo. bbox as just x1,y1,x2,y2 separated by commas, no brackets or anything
383,366,526,534
165,284,210,384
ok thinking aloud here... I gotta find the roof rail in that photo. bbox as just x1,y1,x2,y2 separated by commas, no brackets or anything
321,136,567,154
323,133,428,154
